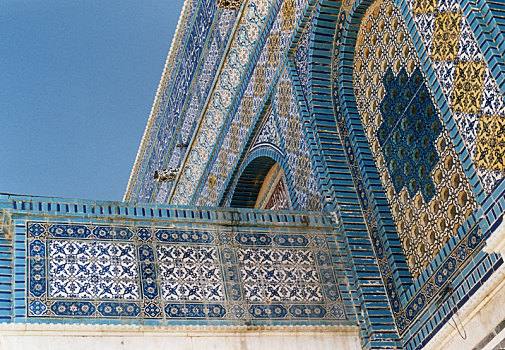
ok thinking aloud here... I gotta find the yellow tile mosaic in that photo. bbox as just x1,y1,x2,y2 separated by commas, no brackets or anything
241,96,254,128
431,11,461,62
286,117,301,153
278,81,292,117
413,0,437,15
476,115,505,172
229,123,241,153
254,64,267,97
452,61,485,113
267,33,280,67
281,0,295,32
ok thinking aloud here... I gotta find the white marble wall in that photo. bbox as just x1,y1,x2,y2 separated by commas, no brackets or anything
0,325,361,350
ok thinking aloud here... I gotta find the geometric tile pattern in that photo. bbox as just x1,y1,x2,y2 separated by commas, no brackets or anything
378,68,440,202
413,0,436,15
452,60,485,113
353,0,477,278
432,11,461,62
412,0,505,192
27,222,344,321
476,114,505,172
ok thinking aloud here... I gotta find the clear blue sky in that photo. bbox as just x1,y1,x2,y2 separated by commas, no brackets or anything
0,0,186,202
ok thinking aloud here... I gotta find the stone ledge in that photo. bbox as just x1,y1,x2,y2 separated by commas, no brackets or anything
0,322,360,336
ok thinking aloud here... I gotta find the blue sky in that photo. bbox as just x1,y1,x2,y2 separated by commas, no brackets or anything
0,0,186,201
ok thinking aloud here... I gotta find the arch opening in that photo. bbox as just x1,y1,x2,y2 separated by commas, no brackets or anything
230,156,290,209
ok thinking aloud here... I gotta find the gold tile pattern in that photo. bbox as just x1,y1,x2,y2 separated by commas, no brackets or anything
452,61,485,113
413,0,505,189
267,33,280,67
286,116,301,153
253,64,266,97
431,11,461,61
278,81,291,117
476,115,505,171
228,123,241,153
413,0,437,15
281,0,295,32
241,97,254,127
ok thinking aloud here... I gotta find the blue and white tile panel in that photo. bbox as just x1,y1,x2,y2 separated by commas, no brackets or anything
26,222,344,323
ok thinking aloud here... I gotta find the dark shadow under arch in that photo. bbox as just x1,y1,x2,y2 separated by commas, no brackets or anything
229,156,277,208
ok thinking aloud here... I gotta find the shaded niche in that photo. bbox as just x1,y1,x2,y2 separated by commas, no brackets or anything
230,156,277,208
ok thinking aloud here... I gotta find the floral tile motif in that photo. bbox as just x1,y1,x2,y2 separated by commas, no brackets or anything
281,0,295,32
413,0,437,15
27,222,344,322
48,240,139,300
453,112,479,160
267,33,281,67
412,1,505,192
192,0,320,210
452,60,485,114
414,14,436,57
437,0,460,12
432,61,456,107
477,168,504,193
157,245,224,301
458,17,483,62
432,11,461,62
476,115,505,172
481,68,505,116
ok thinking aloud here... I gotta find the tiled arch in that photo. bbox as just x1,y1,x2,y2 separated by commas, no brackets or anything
333,0,501,348
291,1,404,348
224,147,294,207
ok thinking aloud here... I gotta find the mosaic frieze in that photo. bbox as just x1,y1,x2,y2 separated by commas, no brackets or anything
412,0,505,191
353,0,477,277
27,222,344,322
195,0,321,210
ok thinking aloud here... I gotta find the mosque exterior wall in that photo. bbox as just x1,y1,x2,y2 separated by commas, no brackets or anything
122,0,505,347
2,0,505,348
